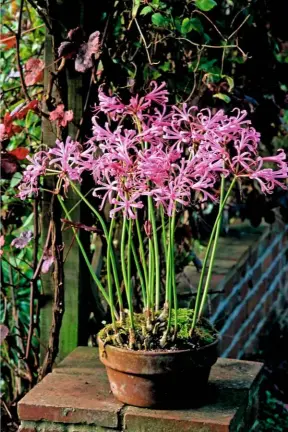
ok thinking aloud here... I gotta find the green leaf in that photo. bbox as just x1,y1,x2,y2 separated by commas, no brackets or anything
159,61,171,72
213,93,231,103
174,17,182,32
181,17,203,34
224,75,234,92
151,13,169,28
132,0,140,19
25,110,34,130
152,0,160,7
189,17,204,33
10,173,22,188
195,0,217,12
140,5,153,16
181,18,192,34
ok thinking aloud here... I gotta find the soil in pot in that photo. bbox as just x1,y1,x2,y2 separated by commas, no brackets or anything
98,309,219,408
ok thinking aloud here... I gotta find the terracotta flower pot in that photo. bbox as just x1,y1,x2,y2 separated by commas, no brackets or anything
98,336,219,408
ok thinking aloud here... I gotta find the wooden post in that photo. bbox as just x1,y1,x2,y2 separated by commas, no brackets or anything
41,0,87,362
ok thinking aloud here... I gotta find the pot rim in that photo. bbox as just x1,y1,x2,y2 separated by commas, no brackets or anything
97,334,219,356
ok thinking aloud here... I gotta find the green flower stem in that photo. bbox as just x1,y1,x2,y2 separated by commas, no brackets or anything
121,216,128,296
148,196,160,311
135,218,148,288
197,176,225,319
147,202,155,313
107,217,120,326
190,176,236,334
127,218,135,329
57,195,111,308
70,181,121,298
130,234,147,309
167,210,176,332
170,212,177,334
65,188,93,218
165,217,172,323
160,205,168,261
149,235,155,311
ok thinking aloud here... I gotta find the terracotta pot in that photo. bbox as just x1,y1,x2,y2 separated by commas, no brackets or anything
97,336,219,408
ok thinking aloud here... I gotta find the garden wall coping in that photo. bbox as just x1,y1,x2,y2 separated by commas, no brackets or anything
18,346,263,432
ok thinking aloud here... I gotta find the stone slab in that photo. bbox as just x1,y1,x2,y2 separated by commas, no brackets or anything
53,346,102,375
18,365,123,428
123,358,263,431
18,348,263,432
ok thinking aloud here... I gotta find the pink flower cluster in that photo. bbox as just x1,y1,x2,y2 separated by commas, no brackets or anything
18,82,287,218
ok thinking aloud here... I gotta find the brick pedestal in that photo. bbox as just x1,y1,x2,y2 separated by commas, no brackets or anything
18,347,263,432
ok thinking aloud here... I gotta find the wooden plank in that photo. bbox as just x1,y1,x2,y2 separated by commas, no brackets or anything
40,1,87,361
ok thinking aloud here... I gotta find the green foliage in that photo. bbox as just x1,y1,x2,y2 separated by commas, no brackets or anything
213,93,231,103
181,17,203,35
1,0,44,404
151,12,170,28
195,0,217,12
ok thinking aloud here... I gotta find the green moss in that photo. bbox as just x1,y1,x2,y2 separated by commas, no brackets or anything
98,308,217,350
175,309,216,345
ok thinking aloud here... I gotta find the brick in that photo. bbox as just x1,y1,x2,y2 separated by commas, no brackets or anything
54,346,101,376
124,408,233,432
67,425,116,432
18,422,37,432
18,422,65,432
18,371,123,428
124,358,262,432
18,348,263,432
37,422,65,432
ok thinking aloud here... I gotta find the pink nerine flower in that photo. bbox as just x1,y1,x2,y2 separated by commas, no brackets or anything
18,151,48,199
17,81,287,217
110,193,144,219
144,81,169,106
94,87,125,121
49,104,74,127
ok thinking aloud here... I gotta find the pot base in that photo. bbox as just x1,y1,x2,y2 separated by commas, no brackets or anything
106,364,212,408
98,337,219,409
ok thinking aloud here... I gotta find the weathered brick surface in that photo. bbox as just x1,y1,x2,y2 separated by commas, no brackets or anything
53,346,101,376
124,408,234,432
18,424,37,432
124,359,263,432
18,369,122,428
18,349,263,432
18,421,116,432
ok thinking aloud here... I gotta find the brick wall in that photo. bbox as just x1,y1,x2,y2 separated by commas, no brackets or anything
208,219,288,359
18,349,264,432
